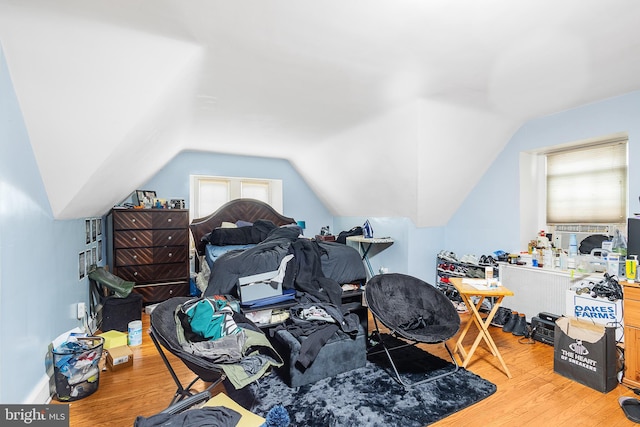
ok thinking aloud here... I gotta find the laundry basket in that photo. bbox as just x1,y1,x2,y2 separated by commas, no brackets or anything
52,336,104,401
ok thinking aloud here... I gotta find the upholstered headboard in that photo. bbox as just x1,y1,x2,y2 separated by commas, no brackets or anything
190,198,296,255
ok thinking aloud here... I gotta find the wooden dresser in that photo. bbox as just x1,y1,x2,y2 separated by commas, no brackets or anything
106,208,190,304
623,281,640,388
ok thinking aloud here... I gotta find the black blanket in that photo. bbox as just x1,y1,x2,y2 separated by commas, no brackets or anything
203,229,366,299
202,220,279,246
205,227,300,296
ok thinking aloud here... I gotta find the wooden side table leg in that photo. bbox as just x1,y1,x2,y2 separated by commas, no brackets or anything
477,296,512,378
454,295,475,363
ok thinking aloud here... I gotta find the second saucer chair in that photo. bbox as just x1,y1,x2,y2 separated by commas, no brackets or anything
365,273,461,387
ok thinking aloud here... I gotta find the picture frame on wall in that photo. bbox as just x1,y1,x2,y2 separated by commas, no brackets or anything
92,219,97,242
85,219,91,244
79,251,86,280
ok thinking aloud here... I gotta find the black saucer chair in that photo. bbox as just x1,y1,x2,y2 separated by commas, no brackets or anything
149,297,282,407
365,273,461,387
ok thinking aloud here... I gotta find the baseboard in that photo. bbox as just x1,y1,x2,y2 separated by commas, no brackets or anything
24,374,52,404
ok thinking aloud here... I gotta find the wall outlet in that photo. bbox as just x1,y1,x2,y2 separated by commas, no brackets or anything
77,302,86,319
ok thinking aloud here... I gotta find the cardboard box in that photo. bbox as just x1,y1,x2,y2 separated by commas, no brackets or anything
107,345,133,371
238,271,281,304
98,330,128,349
553,317,617,393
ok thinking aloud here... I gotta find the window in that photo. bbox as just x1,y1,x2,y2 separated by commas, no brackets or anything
189,175,283,219
546,138,627,225
519,134,628,250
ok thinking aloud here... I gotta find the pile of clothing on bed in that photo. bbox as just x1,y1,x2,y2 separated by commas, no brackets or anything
200,220,366,307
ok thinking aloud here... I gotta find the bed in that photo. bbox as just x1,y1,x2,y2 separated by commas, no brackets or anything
189,199,366,302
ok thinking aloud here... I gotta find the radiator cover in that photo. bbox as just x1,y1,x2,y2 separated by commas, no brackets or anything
499,264,601,321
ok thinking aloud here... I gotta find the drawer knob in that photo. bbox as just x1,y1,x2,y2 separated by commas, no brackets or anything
133,271,138,276
133,255,137,260
132,237,137,241
168,253,173,257
169,289,174,295
168,218,172,223
168,236,172,241
131,218,136,223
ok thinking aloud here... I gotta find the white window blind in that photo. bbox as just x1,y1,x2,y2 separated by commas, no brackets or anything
194,179,229,219
190,175,282,220
546,140,627,224
240,181,270,203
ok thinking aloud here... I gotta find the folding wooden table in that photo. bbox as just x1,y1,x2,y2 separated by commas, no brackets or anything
450,277,514,378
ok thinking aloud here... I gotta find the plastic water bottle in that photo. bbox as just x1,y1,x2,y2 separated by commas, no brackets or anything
569,234,578,257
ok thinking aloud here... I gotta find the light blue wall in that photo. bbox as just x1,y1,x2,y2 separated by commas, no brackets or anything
333,217,409,278
141,150,333,238
445,91,640,256
1,47,104,403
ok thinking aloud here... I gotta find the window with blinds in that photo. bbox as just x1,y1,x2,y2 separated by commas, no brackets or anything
546,138,627,225
190,175,283,220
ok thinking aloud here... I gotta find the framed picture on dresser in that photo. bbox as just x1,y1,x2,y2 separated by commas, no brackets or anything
133,190,157,207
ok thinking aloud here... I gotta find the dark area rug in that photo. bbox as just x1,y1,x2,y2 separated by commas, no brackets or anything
227,335,496,427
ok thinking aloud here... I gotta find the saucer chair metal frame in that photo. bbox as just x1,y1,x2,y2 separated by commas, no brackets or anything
365,273,461,388
149,297,229,407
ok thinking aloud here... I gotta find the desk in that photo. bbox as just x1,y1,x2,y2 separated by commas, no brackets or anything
346,236,393,278
450,277,514,378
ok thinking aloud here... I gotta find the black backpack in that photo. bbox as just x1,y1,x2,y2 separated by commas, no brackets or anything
336,226,363,244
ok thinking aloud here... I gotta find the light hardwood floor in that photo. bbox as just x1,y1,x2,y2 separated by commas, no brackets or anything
53,309,638,426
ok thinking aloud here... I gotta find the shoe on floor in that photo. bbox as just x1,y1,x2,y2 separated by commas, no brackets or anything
512,313,528,336
502,311,518,333
619,397,640,423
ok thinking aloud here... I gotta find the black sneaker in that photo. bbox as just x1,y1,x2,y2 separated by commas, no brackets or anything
491,307,512,327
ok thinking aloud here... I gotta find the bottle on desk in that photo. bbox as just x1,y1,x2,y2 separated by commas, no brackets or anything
532,248,539,267
569,234,578,257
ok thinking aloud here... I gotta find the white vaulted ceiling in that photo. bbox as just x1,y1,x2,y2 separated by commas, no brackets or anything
2,1,640,226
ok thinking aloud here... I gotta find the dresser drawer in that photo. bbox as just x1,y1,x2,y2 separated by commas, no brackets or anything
116,263,188,282
114,229,188,248
132,281,189,304
626,285,640,302
113,210,188,230
113,211,152,230
115,246,188,266
626,298,640,328
152,211,188,229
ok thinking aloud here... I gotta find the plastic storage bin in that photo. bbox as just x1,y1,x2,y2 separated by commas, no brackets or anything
52,336,104,401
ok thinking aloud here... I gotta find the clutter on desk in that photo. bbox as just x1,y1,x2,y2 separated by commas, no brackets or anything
316,225,336,241
114,189,185,209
